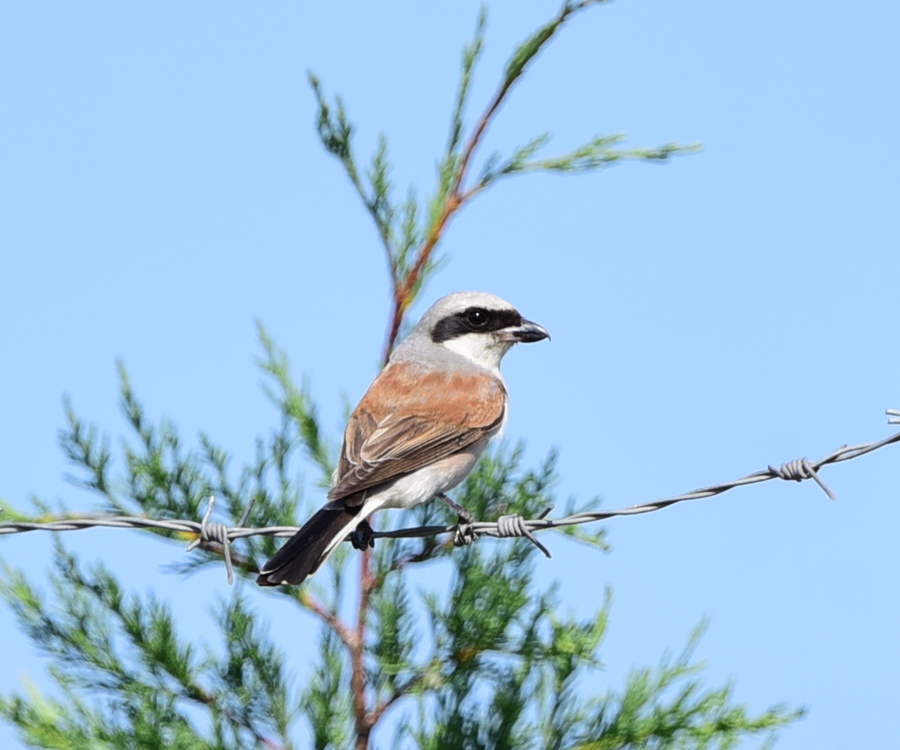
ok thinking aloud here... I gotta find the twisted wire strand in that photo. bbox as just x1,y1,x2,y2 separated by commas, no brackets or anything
2,415,899,583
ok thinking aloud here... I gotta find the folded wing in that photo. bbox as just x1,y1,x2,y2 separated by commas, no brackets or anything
330,363,507,506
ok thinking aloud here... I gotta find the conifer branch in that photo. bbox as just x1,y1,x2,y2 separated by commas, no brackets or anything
306,1,691,368
0,3,818,750
298,590,357,653
383,1,613,363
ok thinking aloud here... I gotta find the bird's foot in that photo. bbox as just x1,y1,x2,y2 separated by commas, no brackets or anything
350,520,375,551
453,518,480,547
436,492,480,547
436,492,476,524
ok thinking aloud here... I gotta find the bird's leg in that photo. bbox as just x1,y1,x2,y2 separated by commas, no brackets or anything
436,492,476,523
349,519,375,550
437,493,480,547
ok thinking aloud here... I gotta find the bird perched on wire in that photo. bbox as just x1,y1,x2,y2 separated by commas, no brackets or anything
256,291,549,586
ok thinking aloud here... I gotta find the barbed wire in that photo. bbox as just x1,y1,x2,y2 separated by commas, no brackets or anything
2,411,899,584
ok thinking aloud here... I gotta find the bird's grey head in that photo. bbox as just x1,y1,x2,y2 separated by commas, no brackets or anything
394,291,549,373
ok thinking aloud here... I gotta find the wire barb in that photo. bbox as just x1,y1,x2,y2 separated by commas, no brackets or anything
767,458,836,500
3,417,900,584
186,497,237,584
495,511,553,558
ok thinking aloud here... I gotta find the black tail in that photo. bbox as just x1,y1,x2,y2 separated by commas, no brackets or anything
256,503,359,586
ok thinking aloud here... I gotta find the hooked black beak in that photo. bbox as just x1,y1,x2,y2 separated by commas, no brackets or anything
497,319,550,343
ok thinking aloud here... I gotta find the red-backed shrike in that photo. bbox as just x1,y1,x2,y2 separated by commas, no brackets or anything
256,291,549,586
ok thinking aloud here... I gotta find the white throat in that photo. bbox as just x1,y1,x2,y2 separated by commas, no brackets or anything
441,333,513,374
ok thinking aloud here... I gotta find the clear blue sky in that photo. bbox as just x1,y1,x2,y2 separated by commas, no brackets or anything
2,2,898,748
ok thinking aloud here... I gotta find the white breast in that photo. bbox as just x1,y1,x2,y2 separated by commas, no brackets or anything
378,435,493,510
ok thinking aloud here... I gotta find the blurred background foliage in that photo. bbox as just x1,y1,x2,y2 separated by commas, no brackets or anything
0,3,801,748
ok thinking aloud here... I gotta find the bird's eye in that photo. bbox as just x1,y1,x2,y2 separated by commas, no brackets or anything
466,309,488,327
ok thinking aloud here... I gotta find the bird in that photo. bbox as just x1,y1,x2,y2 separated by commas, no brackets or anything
256,291,549,586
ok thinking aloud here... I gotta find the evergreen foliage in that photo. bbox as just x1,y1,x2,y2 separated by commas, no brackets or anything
1,3,800,748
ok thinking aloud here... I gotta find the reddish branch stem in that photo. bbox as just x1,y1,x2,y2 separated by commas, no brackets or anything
380,1,590,365
382,195,461,365
300,592,357,652
380,58,514,365
352,547,379,749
